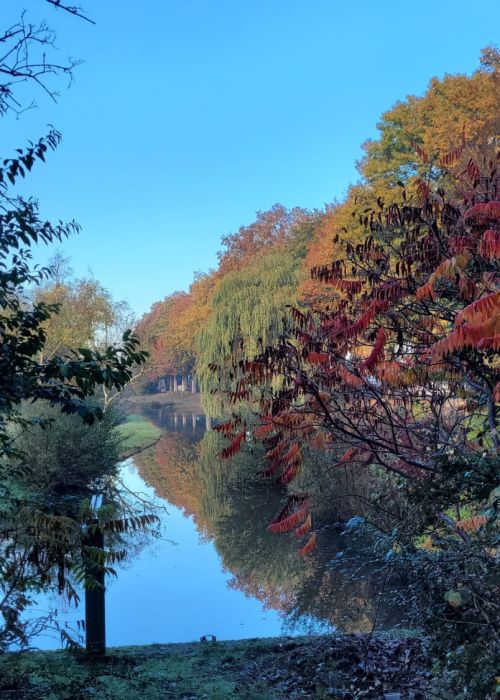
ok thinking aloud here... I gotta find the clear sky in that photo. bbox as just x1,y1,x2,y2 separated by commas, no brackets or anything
2,0,499,317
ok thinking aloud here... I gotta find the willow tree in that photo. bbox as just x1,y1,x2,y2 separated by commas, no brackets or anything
197,242,307,415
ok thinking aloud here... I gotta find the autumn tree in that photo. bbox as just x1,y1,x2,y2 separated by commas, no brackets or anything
136,205,314,398
299,48,500,309
216,134,499,695
197,211,316,414
217,204,309,275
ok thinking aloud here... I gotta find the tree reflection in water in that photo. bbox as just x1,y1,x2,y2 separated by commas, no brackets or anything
135,406,402,634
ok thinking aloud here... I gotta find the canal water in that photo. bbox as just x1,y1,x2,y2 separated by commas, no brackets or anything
30,408,331,649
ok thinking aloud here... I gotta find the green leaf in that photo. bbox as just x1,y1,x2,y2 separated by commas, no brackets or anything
444,590,462,608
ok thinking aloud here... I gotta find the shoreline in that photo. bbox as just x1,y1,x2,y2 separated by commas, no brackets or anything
0,633,427,699
124,391,203,415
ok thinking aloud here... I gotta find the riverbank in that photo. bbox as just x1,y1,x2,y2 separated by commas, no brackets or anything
125,391,203,415
116,414,162,459
0,634,428,699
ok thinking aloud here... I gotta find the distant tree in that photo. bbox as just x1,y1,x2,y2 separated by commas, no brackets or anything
34,255,136,361
197,247,304,414
299,49,500,311
217,204,309,275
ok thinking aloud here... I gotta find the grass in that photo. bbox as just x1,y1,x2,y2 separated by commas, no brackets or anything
0,640,281,699
115,414,162,459
0,633,428,699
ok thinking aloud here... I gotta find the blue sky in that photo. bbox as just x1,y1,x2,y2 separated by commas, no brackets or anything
3,0,499,316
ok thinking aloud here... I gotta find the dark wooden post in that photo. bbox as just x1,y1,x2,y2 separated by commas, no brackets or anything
84,495,106,656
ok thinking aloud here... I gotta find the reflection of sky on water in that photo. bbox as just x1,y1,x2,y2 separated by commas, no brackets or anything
29,457,288,649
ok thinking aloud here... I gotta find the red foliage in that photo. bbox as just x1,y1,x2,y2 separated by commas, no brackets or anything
455,291,500,326
306,351,330,364
479,229,500,259
216,138,500,557
298,532,317,556
217,429,246,459
338,448,358,466
295,513,312,538
268,496,309,534
360,328,387,372
463,201,500,224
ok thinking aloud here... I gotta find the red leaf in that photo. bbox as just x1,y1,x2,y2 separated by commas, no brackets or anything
306,351,330,364
268,503,308,534
217,429,246,459
298,531,317,556
295,513,312,538
360,327,387,372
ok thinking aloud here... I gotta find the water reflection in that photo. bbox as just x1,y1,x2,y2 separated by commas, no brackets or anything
136,408,398,636
31,405,397,649
141,406,208,441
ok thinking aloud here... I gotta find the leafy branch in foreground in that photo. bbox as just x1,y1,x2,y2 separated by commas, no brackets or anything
0,131,149,648
214,136,499,696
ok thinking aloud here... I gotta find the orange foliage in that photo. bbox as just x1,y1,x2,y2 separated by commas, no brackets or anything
455,291,500,326
294,513,312,538
298,532,317,556
456,515,488,532
268,498,309,534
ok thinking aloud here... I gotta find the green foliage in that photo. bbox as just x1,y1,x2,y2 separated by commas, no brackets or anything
0,133,148,648
197,247,303,415
402,537,498,697
9,401,121,497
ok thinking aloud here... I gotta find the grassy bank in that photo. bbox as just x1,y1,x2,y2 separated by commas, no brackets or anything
0,634,428,699
115,414,162,459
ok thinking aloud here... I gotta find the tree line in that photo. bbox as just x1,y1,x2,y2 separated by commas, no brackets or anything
137,48,499,412
138,48,500,697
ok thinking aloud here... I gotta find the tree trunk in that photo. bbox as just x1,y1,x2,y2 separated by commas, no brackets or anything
180,374,187,392
191,373,198,393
